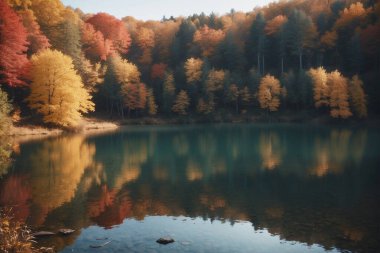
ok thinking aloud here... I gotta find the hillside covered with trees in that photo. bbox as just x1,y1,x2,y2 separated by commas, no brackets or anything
0,0,379,128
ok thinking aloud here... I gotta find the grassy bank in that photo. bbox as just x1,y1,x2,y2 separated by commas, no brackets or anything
0,208,53,253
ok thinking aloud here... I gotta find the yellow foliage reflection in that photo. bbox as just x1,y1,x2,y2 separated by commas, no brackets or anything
311,148,330,177
198,133,217,157
186,160,203,181
115,166,140,188
265,207,284,219
28,135,96,223
341,225,364,242
115,137,149,188
350,129,367,166
200,194,226,211
211,160,226,175
173,134,189,156
330,129,352,166
123,137,148,165
259,132,281,170
310,129,366,177
153,166,169,181
82,162,105,193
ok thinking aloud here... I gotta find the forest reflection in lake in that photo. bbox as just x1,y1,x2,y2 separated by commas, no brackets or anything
0,124,379,252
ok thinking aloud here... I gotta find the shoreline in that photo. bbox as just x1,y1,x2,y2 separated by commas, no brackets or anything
7,118,119,142
5,113,380,139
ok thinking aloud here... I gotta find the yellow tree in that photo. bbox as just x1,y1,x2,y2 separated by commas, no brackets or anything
206,69,225,93
30,0,65,45
328,70,352,119
172,90,190,115
137,83,147,110
334,2,367,29
112,55,146,115
258,75,281,112
202,69,226,113
240,86,251,108
154,20,180,61
193,25,225,57
163,72,175,96
135,27,155,65
308,67,329,108
27,49,94,127
147,88,157,115
265,15,287,35
228,84,240,113
196,98,215,115
6,0,32,9
79,55,104,93
349,75,367,118
320,31,337,50
0,91,15,175
184,58,203,83
163,71,176,113
0,87,12,135
113,55,141,85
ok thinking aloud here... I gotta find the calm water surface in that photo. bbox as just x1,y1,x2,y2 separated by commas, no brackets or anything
1,124,380,253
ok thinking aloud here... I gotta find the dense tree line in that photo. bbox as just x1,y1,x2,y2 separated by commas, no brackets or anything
0,0,379,128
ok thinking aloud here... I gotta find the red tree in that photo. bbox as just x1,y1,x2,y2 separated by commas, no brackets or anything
0,0,29,87
86,13,131,55
19,10,50,55
151,63,167,80
137,83,147,109
82,23,110,62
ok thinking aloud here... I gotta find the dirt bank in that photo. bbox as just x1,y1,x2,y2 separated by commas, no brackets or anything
8,118,119,138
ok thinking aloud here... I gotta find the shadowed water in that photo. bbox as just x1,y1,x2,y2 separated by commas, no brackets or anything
0,124,379,252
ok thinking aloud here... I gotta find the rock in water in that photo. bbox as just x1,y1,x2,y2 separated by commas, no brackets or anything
58,228,75,235
156,237,175,245
32,231,56,237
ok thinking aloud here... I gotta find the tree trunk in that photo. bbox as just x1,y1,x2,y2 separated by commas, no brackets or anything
299,52,303,70
281,57,284,74
257,53,260,74
48,91,51,116
117,103,121,117
235,99,238,114
121,103,124,119
319,53,324,67
262,55,265,74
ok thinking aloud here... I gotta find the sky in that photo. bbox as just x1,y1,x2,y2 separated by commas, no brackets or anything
61,0,274,21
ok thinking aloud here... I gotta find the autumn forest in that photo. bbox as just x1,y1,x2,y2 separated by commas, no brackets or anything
1,0,380,252
0,0,379,129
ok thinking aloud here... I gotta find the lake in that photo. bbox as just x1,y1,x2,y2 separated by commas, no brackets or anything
1,124,379,253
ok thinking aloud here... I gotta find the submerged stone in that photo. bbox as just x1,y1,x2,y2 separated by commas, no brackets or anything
32,231,56,237
156,237,175,245
58,228,75,235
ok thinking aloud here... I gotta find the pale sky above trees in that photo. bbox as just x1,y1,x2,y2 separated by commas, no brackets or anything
61,0,272,20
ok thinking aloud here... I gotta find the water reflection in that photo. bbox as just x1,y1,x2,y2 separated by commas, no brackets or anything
0,124,379,253
29,136,96,210
259,132,282,170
